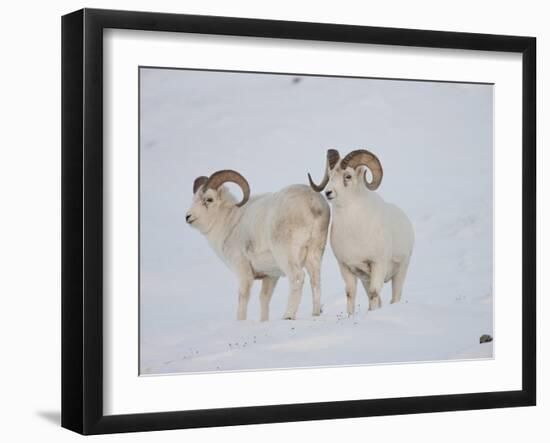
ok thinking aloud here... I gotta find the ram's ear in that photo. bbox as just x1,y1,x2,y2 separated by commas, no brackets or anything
193,176,208,194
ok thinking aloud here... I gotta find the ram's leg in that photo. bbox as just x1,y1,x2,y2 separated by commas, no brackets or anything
391,258,410,304
237,277,253,321
305,205,329,317
305,253,322,316
259,277,279,322
366,262,385,311
272,235,307,320
359,279,379,311
283,265,305,320
339,262,358,316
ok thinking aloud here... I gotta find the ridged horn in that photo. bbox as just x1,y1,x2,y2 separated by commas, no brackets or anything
193,176,208,194
307,149,340,192
204,169,250,207
340,149,383,190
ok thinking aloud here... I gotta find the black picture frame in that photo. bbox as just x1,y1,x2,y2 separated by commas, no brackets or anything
61,8,536,435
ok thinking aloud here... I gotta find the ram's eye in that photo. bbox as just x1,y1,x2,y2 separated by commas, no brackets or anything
205,197,213,203
345,174,352,180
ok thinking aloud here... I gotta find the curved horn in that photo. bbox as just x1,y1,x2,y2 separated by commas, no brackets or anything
307,149,340,192
193,176,208,194
204,169,250,207
340,149,383,190
327,149,340,170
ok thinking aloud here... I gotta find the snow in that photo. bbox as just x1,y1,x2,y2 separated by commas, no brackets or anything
139,68,494,375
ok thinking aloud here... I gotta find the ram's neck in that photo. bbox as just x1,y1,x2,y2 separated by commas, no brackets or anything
333,189,384,226
204,205,241,262
334,186,379,213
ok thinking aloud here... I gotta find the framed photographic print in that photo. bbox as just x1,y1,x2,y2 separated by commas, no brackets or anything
61,8,536,435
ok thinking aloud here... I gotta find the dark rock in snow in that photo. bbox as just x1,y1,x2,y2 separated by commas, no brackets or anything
479,334,493,344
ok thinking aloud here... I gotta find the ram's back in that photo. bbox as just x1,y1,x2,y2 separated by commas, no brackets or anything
237,185,329,271
385,202,415,260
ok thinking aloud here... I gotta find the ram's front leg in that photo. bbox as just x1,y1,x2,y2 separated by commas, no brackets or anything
236,271,254,321
338,262,357,316
365,261,385,311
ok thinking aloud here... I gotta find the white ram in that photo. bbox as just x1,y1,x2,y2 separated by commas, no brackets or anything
308,149,414,314
186,169,330,321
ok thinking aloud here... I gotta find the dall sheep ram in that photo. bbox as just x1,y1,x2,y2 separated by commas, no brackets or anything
186,170,330,321
308,149,414,314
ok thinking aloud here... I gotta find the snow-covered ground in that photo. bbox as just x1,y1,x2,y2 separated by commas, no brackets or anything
139,68,493,375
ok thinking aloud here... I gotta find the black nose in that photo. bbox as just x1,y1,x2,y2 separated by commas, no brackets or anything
325,190,333,198
185,213,191,222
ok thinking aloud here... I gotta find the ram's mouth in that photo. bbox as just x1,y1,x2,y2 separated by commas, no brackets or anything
186,218,197,225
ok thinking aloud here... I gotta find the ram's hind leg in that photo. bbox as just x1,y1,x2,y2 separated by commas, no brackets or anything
391,258,410,304
281,264,305,320
237,276,253,321
305,250,323,317
304,204,329,317
259,277,279,322
271,223,308,320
